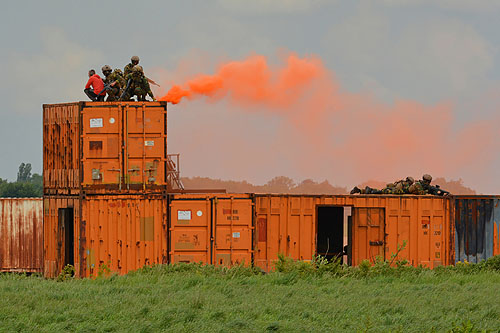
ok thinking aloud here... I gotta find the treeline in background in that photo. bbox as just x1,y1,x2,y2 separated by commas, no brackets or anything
182,176,476,195
0,164,476,197
0,163,42,197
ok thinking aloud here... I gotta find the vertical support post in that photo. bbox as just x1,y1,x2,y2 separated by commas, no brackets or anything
230,197,234,265
125,104,129,190
142,103,146,191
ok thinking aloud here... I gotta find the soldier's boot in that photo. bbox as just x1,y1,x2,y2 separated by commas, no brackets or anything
350,186,361,194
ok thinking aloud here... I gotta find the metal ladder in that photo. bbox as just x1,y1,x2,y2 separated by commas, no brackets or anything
166,154,184,190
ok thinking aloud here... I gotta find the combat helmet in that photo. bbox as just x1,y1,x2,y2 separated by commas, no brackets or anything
422,174,432,183
405,176,414,184
132,65,144,75
131,56,140,64
101,65,112,75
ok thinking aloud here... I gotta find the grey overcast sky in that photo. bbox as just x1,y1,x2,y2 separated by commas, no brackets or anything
1,0,499,193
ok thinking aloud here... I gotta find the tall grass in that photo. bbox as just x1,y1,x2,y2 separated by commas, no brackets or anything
0,256,499,332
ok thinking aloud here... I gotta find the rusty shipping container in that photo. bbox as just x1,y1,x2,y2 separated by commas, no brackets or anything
454,196,500,263
43,102,168,195
254,195,453,271
43,195,167,278
0,198,43,273
169,194,254,266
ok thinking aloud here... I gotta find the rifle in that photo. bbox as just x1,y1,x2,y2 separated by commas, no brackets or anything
119,79,132,101
146,77,160,87
429,185,450,196
96,83,113,98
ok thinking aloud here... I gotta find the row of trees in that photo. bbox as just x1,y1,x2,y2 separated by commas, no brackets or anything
183,175,477,195
0,163,42,197
0,164,477,197
182,176,348,194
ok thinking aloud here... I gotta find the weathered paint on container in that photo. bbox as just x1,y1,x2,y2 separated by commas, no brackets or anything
43,196,80,278
254,195,452,271
43,102,168,195
169,194,253,266
44,194,167,278
81,195,168,277
454,196,500,263
0,198,43,273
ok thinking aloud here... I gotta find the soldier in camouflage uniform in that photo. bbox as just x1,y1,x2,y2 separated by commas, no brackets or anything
124,56,140,77
121,65,156,101
101,65,125,101
351,174,449,196
350,176,414,195
350,186,380,194
408,174,432,195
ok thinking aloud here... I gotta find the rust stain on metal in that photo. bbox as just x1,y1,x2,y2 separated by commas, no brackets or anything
0,198,43,273
454,197,499,263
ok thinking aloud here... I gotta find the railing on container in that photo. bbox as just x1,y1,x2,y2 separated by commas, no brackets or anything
167,154,184,190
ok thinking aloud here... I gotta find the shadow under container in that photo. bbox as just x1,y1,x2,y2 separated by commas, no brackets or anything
43,101,168,195
0,198,43,273
43,194,168,278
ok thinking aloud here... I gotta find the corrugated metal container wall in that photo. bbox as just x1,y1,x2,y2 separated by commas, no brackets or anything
43,103,80,194
454,196,500,263
43,101,168,195
43,196,80,278
169,194,253,266
254,195,452,271
81,195,167,277
0,198,43,273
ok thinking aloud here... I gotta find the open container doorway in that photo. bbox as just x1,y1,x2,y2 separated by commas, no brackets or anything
316,206,351,264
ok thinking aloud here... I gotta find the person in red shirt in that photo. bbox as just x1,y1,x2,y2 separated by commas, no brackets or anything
84,69,106,101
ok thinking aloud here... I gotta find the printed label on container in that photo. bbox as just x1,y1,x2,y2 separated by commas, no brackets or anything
232,232,240,238
145,140,155,146
178,210,191,221
90,118,103,128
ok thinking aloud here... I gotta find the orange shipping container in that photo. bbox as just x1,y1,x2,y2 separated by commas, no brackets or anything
0,198,43,273
254,195,452,271
44,195,167,278
43,102,168,195
169,194,254,266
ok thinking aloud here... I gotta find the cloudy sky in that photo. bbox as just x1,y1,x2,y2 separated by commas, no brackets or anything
1,1,499,193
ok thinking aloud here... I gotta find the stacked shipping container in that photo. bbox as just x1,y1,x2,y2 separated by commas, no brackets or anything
39,101,500,278
43,101,169,277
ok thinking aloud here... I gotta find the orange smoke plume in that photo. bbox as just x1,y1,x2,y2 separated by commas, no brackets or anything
161,52,500,193
159,54,325,108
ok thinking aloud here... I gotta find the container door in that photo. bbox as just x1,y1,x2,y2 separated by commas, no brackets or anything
170,199,211,264
213,198,253,266
352,208,385,265
82,106,122,185
125,104,166,187
56,208,74,273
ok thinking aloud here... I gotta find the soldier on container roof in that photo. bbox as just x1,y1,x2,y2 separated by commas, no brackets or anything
120,65,156,101
84,69,106,101
350,176,415,195
101,65,125,102
123,56,160,88
124,56,140,77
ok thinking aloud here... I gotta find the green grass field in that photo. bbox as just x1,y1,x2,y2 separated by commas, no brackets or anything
1,258,499,332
